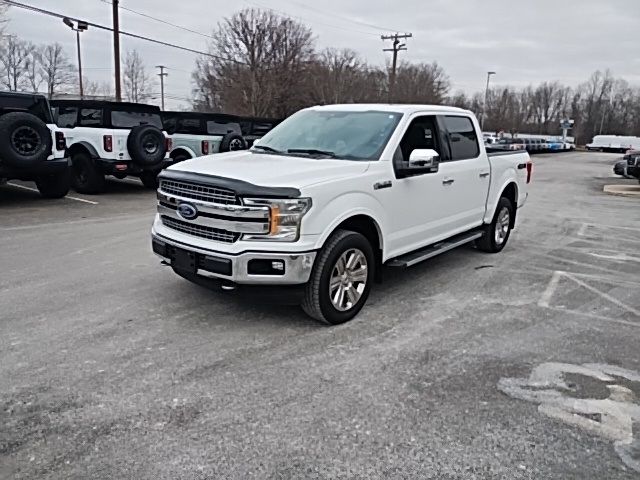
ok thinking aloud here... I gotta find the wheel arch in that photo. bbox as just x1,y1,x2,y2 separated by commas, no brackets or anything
170,146,195,160
67,141,98,159
498,181,519,228
320,213,384,281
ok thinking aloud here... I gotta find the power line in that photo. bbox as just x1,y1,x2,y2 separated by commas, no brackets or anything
1,0,242,64
281,0,399,34
99,0,214,40
244,0,381,37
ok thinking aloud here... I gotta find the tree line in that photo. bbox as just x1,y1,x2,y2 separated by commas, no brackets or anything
2,5,638,144
193,8,640,144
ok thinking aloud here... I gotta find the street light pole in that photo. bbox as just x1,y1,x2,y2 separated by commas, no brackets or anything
481,71,496,132
63,18,88,99
75,29,83,99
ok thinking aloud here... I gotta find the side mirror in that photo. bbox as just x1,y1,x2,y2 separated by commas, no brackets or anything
398,149,440,178
408,148,439,169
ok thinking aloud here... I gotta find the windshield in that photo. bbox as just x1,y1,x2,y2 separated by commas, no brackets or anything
253,109,403,160
111,110,163,129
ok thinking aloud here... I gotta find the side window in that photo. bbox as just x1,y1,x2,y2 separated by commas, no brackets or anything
177,118,202,134
79,108,102,127
444,116,479,160
207,120,241,136
55,106,78,128
394,116,440,164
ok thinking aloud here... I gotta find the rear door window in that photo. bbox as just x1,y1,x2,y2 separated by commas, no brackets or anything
176,118,202,134
206,120,241,136
443,116,479,160
111,110,163,129
54,106,78,128
79,108,103,127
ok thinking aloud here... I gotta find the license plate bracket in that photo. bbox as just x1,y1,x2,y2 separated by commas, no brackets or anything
172,248,197,273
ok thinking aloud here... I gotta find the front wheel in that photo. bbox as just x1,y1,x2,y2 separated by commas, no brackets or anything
35,170,71,199
301,229,374,325
475,197,514,253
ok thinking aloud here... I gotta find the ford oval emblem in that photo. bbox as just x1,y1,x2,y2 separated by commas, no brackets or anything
176,202,198,220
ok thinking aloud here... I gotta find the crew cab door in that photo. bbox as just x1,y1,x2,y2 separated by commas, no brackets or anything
437,115,490,232
383,115,457,257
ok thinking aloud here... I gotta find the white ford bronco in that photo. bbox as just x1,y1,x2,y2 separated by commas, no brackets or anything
162,111,248,163
50,100,171,193
0,92,70,198
152,104,531,324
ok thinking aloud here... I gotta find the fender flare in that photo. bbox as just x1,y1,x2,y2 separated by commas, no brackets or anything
170,146,196,160
484,178,519,224
68,141,99,159
314,207,386,252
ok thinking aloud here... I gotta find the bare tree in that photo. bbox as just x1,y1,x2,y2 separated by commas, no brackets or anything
391,61,450,104
123,49,153,103
40,43,75,98
24,45,42,93
83,78,113,99
0,36,33,91
307,48,372,105
193,8,314,117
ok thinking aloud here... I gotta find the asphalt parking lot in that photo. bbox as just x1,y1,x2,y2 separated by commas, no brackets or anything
1,152,639,479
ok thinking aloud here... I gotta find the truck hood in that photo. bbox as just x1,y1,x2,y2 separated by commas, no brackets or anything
168,151,370,189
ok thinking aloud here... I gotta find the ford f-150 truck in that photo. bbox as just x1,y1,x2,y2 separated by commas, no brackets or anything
151,104,531,324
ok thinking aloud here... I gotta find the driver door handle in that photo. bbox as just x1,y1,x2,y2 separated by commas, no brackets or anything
479,171,490,178
442,178,455,185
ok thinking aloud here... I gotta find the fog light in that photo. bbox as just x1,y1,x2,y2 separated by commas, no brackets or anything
247,259,286,275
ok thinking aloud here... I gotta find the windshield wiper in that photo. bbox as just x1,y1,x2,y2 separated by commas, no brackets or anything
287,148,337,158
252,145,283,154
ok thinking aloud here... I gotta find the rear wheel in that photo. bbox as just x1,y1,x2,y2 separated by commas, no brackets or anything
71,151,105,194
475,197,514,253
35,170,70,199
139,170,159,189
301,229,374,325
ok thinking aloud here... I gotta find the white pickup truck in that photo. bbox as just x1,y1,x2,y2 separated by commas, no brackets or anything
152,104,531,324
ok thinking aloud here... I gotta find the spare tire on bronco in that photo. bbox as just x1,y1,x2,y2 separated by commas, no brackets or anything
220,133,248,152
127,125,166,167
0,112,53,168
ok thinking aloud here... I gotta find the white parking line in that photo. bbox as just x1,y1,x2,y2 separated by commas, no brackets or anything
6,183,98,205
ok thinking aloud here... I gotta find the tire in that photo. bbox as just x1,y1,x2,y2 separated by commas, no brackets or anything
71,151,105,194
301,229,374,325
219,133,247,153
475,197,514,253
35,170,71,199
127,125,167,167
0,112,53,168
139,170,159,189
172,153,190,163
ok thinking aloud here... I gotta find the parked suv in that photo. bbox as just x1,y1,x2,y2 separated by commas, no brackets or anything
238,117,282,147
50,100,171,193
0,92,70,198
162,111,247,163
624,149,640,182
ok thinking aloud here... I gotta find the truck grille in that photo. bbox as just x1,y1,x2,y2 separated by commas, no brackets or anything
159,179,238,205
160,216,239,243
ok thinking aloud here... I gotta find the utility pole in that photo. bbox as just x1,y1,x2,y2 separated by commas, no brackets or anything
156,65,167,110
381,33,412,103
481,71,496,132
112,0,122,101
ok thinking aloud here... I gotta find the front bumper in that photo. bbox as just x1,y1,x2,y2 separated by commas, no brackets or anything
152,233,316,285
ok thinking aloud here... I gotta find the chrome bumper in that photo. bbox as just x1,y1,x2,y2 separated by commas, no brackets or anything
152,234,316,285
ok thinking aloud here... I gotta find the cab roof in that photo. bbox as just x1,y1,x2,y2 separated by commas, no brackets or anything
308,103,470,115
49,99,160,111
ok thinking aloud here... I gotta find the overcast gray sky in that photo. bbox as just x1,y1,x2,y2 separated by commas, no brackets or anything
5,0,640,109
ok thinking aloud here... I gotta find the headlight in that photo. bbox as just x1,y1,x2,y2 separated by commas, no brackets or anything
242,198,312,242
